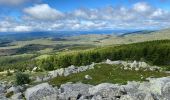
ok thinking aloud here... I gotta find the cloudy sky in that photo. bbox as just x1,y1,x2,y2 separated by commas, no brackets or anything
0,0,170,32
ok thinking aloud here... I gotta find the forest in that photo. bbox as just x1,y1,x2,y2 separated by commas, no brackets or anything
38,40,170,71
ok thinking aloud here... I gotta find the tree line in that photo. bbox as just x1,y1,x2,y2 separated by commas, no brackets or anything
38,40,170,71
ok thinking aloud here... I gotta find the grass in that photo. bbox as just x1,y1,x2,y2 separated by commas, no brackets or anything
49,64,170,86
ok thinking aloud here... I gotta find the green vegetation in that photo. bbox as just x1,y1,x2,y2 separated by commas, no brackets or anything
49,64,170,86
0,54,37,71
40,40,170,70
15,72,31,85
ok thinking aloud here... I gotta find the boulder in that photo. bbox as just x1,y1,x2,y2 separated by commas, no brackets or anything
162,82,170,99
59,83,93,100
25,83,57,100
123,81,140,93
89,83,126,98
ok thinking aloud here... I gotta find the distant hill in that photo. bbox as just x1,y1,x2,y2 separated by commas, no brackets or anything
120,30,155,36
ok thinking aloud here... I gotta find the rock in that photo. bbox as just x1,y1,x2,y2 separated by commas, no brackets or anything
57,68,64,76
162,82,170,99
144,93,155,100
120,95,138,100
0,85,5,94
25,83,57,100
123,81,140,93
0,94,7,100
106,59,122,65
32,67,38,72
89,83,126,98
130,60,138,68
64,65,77,76
7,86,20,94
138,62,148,68
85,75,92,80
91,95,103,100
11,92,23,100
59,83,93,100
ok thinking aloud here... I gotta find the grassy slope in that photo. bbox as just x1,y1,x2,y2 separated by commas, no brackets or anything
49,64,170,86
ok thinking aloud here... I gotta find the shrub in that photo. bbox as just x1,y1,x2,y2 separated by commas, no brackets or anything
15,72,30,85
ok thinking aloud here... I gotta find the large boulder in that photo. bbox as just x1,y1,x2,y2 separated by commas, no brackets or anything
89,83,126,99
25,83,57,100
59,82,93,100
123,81,140,93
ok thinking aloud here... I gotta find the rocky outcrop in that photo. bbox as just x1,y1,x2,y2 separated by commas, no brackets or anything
23,77,170,100
106,59,162,71
35,63,95,82
0,77,170,100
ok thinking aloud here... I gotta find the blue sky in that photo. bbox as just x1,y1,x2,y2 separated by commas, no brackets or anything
0,0,170,32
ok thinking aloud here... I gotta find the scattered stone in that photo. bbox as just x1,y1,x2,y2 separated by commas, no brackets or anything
85,75,92,80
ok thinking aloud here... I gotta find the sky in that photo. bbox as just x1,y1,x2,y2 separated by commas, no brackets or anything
0,0,170,32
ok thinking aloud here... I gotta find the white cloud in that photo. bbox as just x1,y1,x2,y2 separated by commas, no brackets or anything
24,4,64,21
133,2,151,12
13,26,32,32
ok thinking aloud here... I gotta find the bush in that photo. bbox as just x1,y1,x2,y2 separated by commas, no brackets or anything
15,72,30,85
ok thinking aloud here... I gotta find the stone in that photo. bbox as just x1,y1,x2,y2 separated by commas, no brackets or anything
138,62,148,68
0,85,5,94
85,75,92,80
59,83,93,100
144,93,155,100
120,95,138,100
7,86,20,94
123,81,140,93
89,83,125,98
0,94,7,100
130,60,138,68
25,83,57,100
57,68,64,76
162,82,170,99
